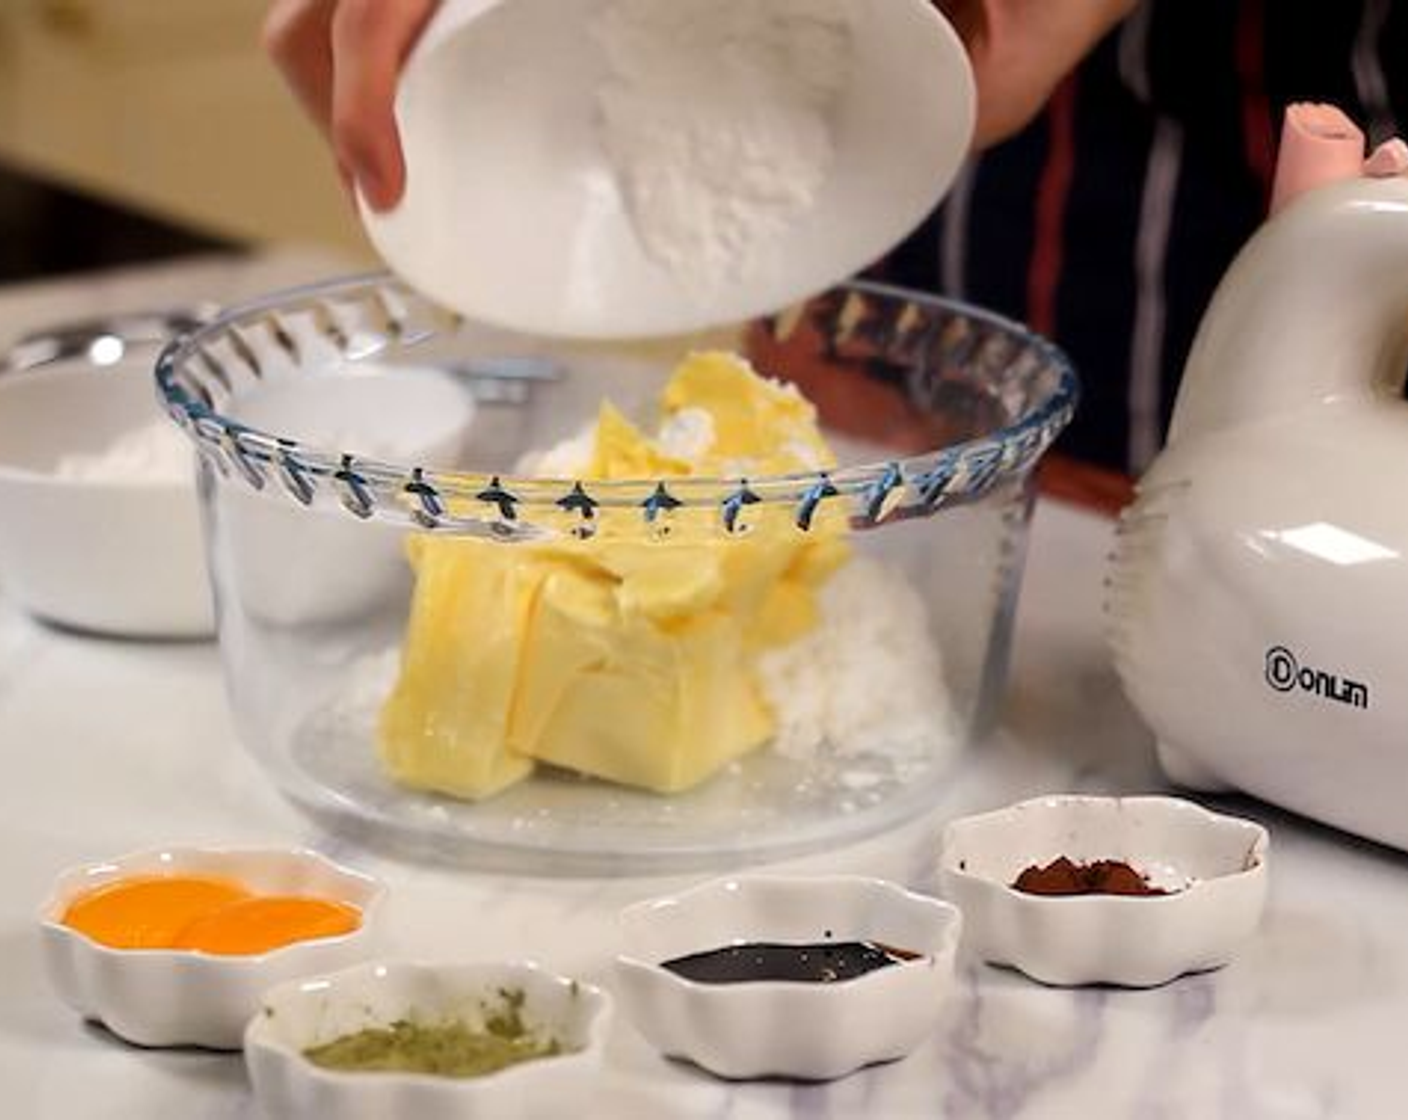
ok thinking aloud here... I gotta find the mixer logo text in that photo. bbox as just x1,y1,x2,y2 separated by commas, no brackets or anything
1264,646,1369,710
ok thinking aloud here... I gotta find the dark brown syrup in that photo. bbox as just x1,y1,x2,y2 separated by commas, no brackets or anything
660,940,922,985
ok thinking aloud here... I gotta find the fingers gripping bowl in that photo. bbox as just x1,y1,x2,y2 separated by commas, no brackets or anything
155,275,1076,872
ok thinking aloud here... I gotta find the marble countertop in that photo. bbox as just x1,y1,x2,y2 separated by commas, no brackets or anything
3,254,1408,1119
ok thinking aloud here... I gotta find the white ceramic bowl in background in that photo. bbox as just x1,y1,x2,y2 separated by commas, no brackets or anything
937,795,1269,988
245,960,612,1120
0,362,211,637
364,0,975,338
615,875,962,1081
39,846,386,1049
218,362,476,627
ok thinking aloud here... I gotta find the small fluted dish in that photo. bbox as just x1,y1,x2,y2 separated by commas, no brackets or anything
245,961,612,1120
937,795,1269,987
39,846,386,1048
615,875,962,1081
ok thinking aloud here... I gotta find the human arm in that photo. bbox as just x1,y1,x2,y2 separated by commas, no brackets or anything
937,0,1141,147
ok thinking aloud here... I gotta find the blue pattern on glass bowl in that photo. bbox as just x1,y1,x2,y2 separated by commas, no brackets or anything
157,276,1076,541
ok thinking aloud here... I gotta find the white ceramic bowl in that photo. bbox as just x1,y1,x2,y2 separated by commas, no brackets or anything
937,795,1269,988
39,846,387,1048
364,0,975,338
615,875,961,1081
245,961,612,1120
0,362,211,637
218,361,476,627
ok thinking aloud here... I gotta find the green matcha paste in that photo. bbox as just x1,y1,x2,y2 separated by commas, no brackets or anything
302,990,563,1078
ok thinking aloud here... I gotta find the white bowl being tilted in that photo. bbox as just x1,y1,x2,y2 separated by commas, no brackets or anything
363,0,975,338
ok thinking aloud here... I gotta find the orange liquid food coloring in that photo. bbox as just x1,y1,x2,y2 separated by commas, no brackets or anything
62,876,251,950
61,875,362,953
173,896,361,955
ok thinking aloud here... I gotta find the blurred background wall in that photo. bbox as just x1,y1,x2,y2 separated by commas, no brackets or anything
0,0,366,281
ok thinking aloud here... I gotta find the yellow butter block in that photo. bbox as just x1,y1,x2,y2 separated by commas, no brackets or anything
378,540,539,799
662,351,836,474
585,403,693,481
521,597,774,793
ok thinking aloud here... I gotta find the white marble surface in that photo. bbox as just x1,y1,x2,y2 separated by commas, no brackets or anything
4,255,1408,1118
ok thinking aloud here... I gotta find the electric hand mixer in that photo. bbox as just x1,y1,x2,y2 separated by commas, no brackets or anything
1109,105,1408,849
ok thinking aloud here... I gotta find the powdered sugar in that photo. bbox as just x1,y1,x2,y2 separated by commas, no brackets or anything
516,424,596,478
55,418,193,485
656,408,716,462
594,0,855,284
759,555,958,763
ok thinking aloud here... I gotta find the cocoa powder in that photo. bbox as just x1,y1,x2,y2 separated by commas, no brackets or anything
1011,856,1169,897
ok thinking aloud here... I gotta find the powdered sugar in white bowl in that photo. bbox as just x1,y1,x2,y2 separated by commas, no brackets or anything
363,0,975,338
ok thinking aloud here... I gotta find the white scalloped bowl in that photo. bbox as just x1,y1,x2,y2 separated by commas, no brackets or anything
39,846,387,1049
245,961,611,1120
937,795,1269,988
615,875,961,1081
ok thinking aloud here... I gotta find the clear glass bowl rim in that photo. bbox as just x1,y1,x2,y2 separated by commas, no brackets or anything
153,273,1079,521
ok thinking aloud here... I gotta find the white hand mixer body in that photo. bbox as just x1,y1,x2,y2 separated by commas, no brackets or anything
1109,118,1408,847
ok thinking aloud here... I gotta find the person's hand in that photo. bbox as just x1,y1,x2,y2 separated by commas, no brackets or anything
939,0,1140,148
263,0,439,212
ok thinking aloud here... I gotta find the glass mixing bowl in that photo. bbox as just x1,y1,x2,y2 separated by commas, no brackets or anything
157,275,1075,873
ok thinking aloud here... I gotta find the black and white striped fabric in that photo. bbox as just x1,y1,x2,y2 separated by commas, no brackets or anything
880,0,1405,474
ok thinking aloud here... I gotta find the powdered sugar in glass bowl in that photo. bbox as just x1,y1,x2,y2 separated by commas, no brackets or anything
156,276,1076,873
